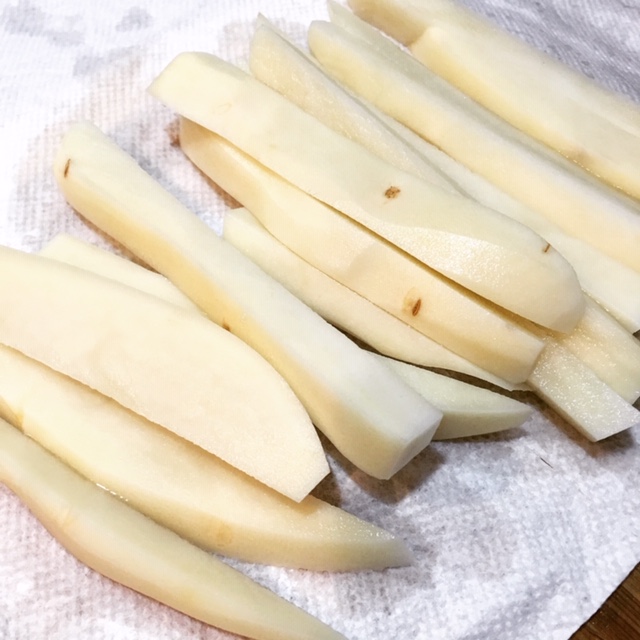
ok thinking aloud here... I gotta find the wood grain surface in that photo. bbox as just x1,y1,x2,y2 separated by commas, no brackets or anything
571,563,640,639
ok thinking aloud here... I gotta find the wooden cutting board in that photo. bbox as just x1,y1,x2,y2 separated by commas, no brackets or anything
571,563,640,638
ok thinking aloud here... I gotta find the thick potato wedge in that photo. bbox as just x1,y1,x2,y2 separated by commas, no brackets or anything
149,51,585,332
0,417,345,640
0,345,411,571
311,8,640,274
0,245,328,501
347,0,640,199
54,122,443,481
180,118,544,384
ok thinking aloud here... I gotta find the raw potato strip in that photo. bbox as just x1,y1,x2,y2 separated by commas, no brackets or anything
45,219,519,391
0,418,345,640
311,11,640,273
249,17,640,333
552,298,640,404
378,356,532,440
54,122,442,481
222,207,522,391
527,341,640,442
224,188,640,439
40,234,202,314
180,128,639,440
0,346,411,571
396,138,640,333
0,246,327,502
361,0,640,199
150,51,585,333
39,234,530,442
249,18,459,193
180,118,543,384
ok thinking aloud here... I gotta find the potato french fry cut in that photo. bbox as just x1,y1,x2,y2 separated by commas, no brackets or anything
347,0,640,199
0,344,411,571
54,122,443,481
0,417,345,640
0,245,328,502
149,51,585,333
180,117,544,385
311,9,640,274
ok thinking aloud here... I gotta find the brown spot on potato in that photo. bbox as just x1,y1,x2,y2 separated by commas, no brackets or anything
63,158,71,178
543,242,551,253
403,289,423,317
222,321,231,331
384,186,401,199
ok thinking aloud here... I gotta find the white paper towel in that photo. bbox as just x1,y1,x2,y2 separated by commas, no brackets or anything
0,1,639,639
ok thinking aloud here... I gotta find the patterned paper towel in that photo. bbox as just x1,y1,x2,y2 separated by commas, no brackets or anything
0,1,638,639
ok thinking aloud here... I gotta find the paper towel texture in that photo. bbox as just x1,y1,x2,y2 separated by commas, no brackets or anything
0,1,639,639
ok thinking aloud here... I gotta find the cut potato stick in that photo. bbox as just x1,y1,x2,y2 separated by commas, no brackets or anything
396,142,640,333
311,11,640,273
249,17,459,193
0,345,410,571
378,356,532,440
0,246,328,502
222,207,523,391
248,17,640,334
0,417,345,640
184,128,639,440
180,118,544,384
552,298,640,405
40,234,202,314
353,0,640,199
248,16,640,333
527,341,640,442
149,51,585,332
54,122,442,481
39,231,531,440
41,227,521,390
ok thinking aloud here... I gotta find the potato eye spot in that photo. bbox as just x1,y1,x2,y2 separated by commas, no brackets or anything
403,290,423,317
222,321,231,331
63,159,71,178
543,242,551,253
384,186,401,199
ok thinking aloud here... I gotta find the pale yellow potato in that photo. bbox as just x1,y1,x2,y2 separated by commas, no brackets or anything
222,207,523,391
249,17,458,193
311,10,640,274
348,0,640,199
149,51,585,332
40,234,202,314
250,14,640,333
180,117,543,384
41,230,529,435
527,340,640,442
54,122,442,481
0,417,345,640
377,356,532,439
0,345,410,571
552,298,640,404
0,245,328,502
